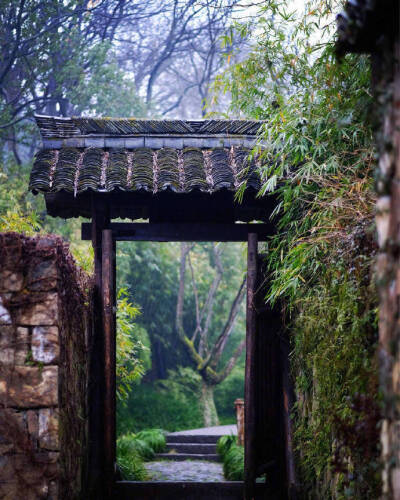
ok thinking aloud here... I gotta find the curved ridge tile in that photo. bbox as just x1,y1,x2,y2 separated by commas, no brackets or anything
130,148,153,191
183,147,207,192
52,148,81,192
156,148,180,192
78,148,103,193
107,148,129,191
234,148,261,191
30,150,54,192
209,148,234,190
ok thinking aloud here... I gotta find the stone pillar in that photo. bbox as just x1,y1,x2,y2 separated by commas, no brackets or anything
235,398,244,446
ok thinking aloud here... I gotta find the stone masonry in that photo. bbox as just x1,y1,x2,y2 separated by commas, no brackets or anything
0,233,90,500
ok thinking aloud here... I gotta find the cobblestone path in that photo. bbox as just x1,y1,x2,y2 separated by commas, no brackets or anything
145,460,225,482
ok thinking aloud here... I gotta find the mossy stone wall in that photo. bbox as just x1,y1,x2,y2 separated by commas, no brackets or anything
0,233,91,499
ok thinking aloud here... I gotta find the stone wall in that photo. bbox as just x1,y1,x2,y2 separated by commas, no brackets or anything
373,31,400,500
0,233,91,499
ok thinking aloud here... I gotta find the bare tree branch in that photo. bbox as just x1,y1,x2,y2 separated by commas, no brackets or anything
188,253,202,343
217,338,246,383
176,242,191,340
204,273,247,370
198,244,223,357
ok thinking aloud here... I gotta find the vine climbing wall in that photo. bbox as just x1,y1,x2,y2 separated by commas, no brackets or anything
0,233,91,499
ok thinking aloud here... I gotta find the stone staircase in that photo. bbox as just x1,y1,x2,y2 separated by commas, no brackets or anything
156,432,220,462
114,426,277,499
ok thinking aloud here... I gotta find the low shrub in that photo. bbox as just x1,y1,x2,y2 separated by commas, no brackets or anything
136,429,166,453
117,370,203,434
216,435,237,457
214,365,244,423
130,437,155,461
217,435,244,481
116,434,147,480
116,429,167,480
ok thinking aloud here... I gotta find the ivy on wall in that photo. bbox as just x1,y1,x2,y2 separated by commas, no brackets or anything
213,1,381,496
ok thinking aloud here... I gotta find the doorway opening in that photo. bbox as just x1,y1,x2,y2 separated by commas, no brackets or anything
116,240,247,482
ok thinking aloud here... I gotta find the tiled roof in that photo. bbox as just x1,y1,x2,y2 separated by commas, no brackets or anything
30,116,262,196
34,115,263,138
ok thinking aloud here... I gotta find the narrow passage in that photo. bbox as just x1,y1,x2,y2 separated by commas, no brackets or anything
145,425,237,482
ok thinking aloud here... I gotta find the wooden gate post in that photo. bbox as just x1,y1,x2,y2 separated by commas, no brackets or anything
102,229,116,498
88,202,111,498
244,233,258,500
281,336,298,499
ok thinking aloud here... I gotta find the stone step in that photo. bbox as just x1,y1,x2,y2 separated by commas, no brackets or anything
166,434,222,444
156,453,220,462
166,443,217,454
115,481,275,500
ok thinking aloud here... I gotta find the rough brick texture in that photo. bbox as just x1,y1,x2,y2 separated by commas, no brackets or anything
0,233,91,500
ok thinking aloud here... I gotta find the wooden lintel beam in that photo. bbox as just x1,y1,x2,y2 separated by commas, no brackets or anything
82,222,273,242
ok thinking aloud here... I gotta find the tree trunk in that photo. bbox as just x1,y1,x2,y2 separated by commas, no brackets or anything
200,382,219,427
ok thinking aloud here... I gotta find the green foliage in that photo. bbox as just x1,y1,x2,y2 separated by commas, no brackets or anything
0,163,42,235
0,209,41,235
216,434,236,457
135,429,166,454
214,364,244,423
117,367,203,434
117,242,246,380
116,434,148,481
116,288,151,403
214,0,380,497
217,435,244,481
116,429,166,480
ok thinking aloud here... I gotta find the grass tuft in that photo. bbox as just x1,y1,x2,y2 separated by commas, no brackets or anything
116,428,167,480
136,428,166,453
117,434,148,480
217,434,244,481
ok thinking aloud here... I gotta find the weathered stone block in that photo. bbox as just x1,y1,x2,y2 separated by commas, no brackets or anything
36,237,57,250
0,297,12,325
0,366,58,407
0,324,13,344
48,480,58,499
38,408,59,450
0,452,59,500
0,326,29,365
16,293,58,326
28,260,58,292
0,409,28,454
27,410,38,441
32,326,59,364
0,271,23,292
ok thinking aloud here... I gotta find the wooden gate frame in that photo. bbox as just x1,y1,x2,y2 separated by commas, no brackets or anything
88,215,296,499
